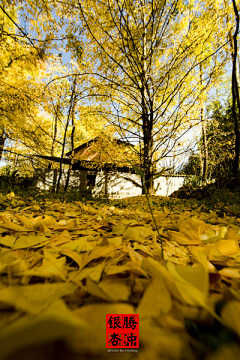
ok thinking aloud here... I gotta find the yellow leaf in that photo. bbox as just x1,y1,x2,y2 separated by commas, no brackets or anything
112,224,125,235
141,258,182,301
217,239,239,255
32,215,55,228
91,222,102,230
72,303,134,353
138,318,184,360
178,218,208,242
122,219,138,225
206,239,239,257
32,204,40,211
209,210,218,219
13,235,47,249
6,192,15,199
61,238,94,252
48,230,70,246
224,227,239,245
221,300,240,337
86,277,131,302
167,261,209,307
0,283,77,314
37,222,52,235
16,200,25,207
123,226,153,243
137,277,171,316
133,243,153,256
122,227,140,241
8,258,29,275
189,247,217,272
157,314,185,330
218,268,240,279
60,248,87,269
52,218,77,231
220,226,228,238
128,244,143,261
0,221,31,232
64,218,77,229
85,277,109,301
105,261,148,277
71,260,105,283
87,244,116,264
107,236,122,246
0,235,16,248
136,226,154,239
24,254,67,281
0,299,84,360
15,214,34,230
168,230,200,245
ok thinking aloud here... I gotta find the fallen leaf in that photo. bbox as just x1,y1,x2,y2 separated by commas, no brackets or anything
0,221,31,232
86,277,131,302
13,235,47,249
137,277,172,317
221,300,240,337
167,261,209,307
0,283,78,314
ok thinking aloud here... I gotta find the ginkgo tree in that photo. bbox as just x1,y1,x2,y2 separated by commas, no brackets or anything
0,4,81,173
70,0,229,193
6,0,235,190
0,2,53,168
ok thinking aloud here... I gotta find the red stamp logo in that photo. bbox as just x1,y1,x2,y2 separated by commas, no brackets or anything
106,314,139,348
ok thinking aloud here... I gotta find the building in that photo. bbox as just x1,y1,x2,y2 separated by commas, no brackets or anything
35,135,184,198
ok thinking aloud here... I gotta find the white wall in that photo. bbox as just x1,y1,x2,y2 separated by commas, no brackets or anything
93,172,142,198
155,176,185,197
35,169,185,198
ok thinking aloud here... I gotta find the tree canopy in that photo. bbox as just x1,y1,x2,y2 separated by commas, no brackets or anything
0,0,239,192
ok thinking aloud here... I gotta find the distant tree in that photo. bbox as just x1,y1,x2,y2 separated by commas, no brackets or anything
182,100,235,181
181,151,201,177
206,100,235,179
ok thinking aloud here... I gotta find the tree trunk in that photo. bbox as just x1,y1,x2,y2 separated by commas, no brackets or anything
141,3,154,195
199,149,203,180
199,64,208,183
104,169,108,198
52,169,57,193
142,88,154,194
51,104,59,156
57,78,76,193
142,131,154,194
0,131,6,161
64,107,76,192
201,115,208,183
231,0,240,176
51,103,59,186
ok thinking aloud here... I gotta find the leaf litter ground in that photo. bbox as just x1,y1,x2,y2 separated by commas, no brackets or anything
0,192,240,360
